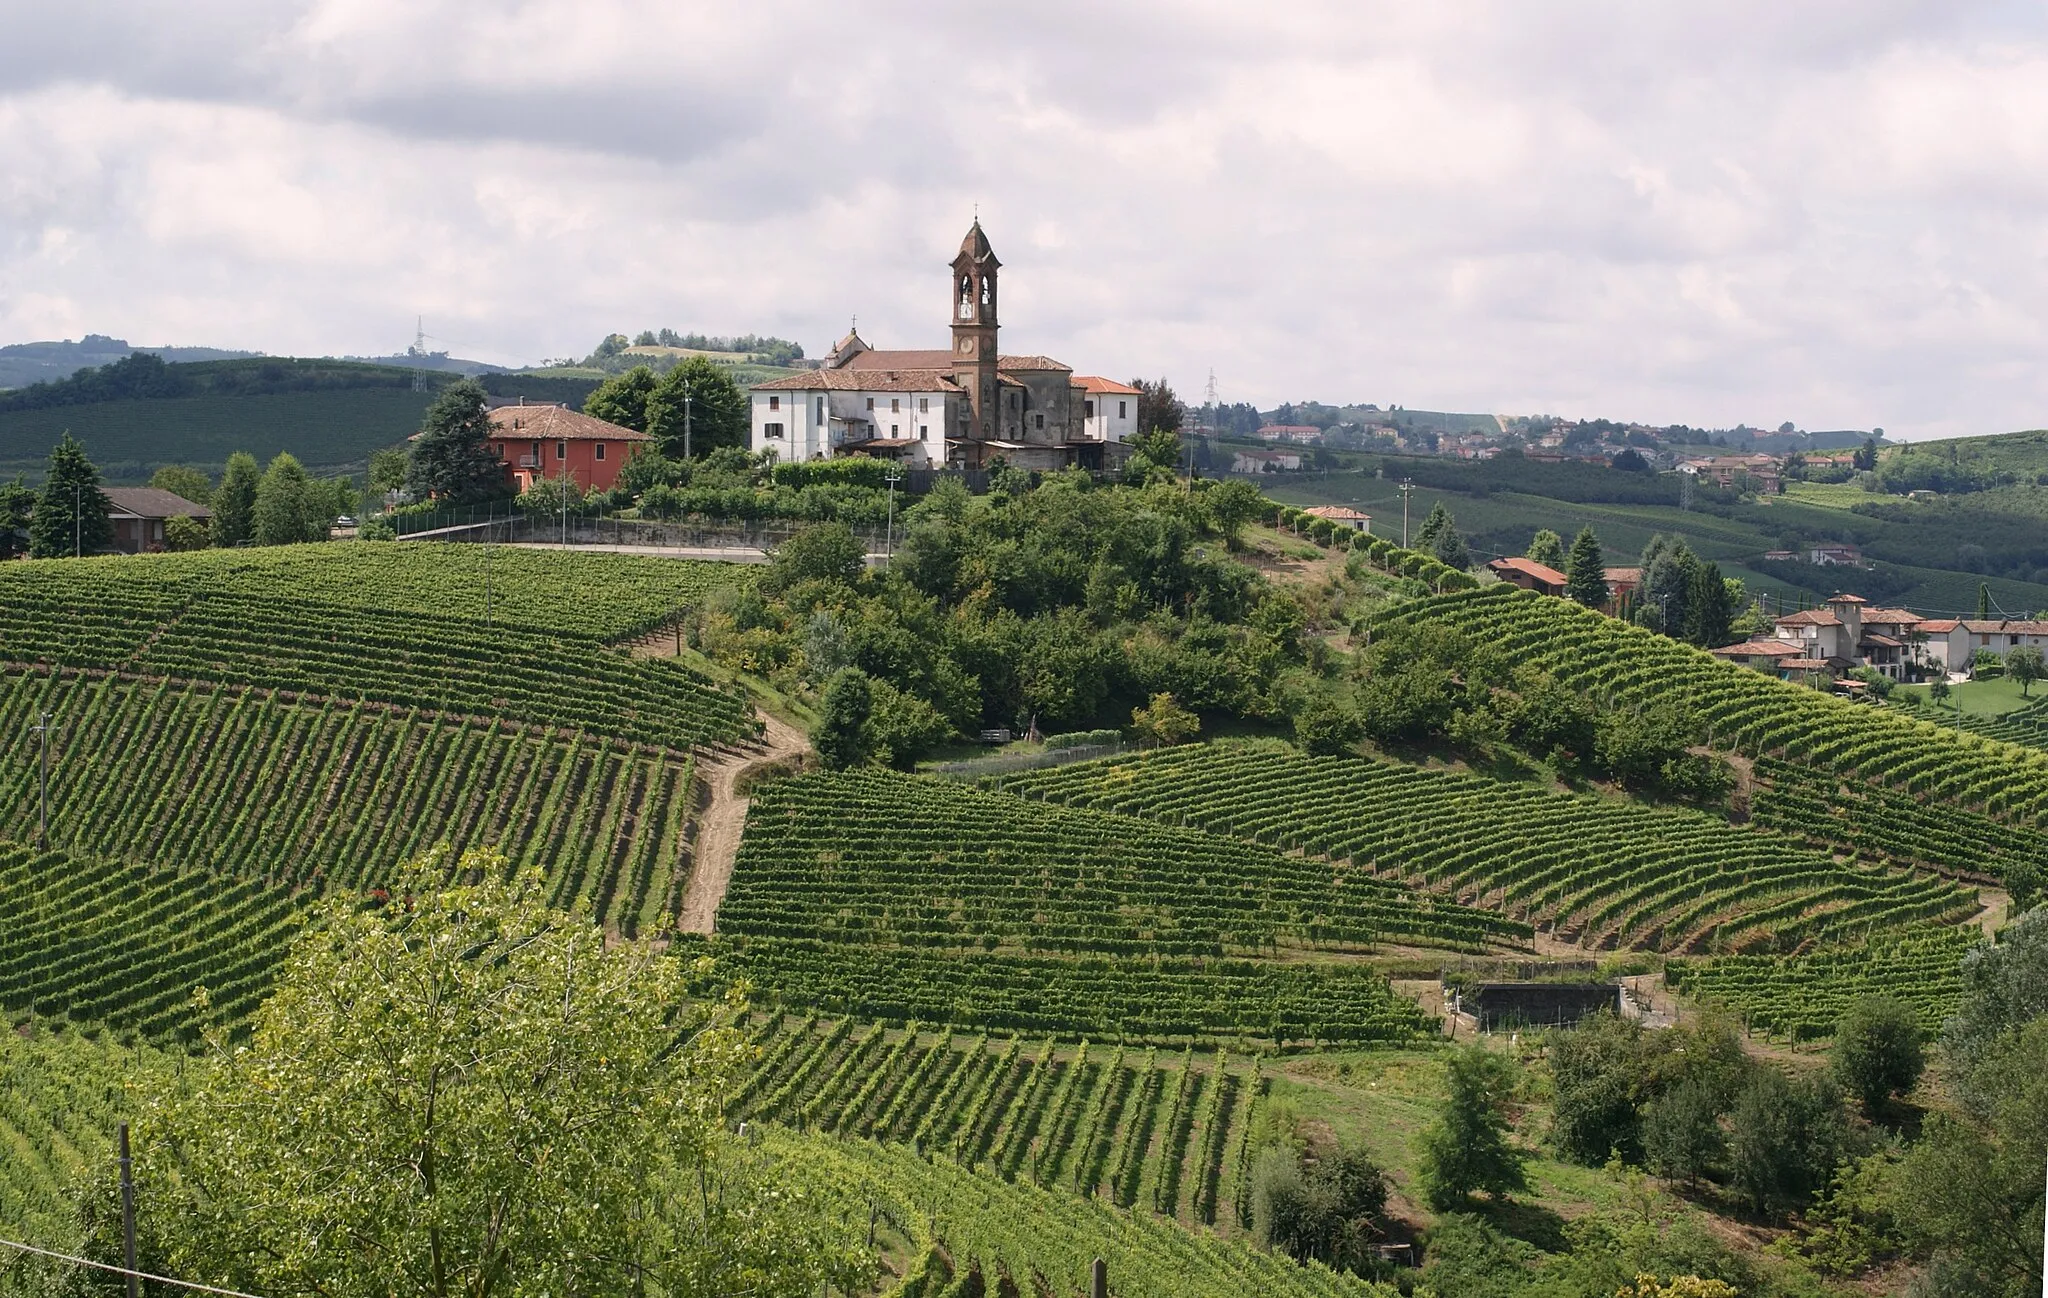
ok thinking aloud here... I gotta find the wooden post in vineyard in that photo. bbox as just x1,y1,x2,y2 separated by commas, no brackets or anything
119,1122,138,1298
1090,1256,1107,1298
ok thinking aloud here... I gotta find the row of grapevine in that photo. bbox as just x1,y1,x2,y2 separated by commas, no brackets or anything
1895,694,2048,754
1269,502,1478,593
1666,925,1980,1041
0,1029,163,1253
725,768,1531,957
0,841,306,1044
681,935,1437,1045
0,542,744,641
0,667,696,934
1375,585,2048,827
998,740,1975,953
766,1128,1389,1298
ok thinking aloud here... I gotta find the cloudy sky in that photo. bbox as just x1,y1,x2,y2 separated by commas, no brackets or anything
3,1,2046,438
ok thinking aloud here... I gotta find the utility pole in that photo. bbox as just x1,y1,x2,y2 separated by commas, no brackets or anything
32,710,49,847
1399,480,1414,548
679,376,696,461
120,1122,138,1298
883,465,902,559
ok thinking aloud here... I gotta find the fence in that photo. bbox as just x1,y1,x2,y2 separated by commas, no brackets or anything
399,511,889,554
929,740,1131,780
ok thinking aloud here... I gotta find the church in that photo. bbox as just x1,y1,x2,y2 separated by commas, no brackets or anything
749,222,1138,470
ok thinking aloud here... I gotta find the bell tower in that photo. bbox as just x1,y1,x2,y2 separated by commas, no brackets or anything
950,220,1000,441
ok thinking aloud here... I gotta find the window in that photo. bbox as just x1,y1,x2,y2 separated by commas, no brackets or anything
919,398,929,413
866,397,875,410
891,398,900,412
1008,392,1016,409
1119,400,1128,418
595,443,606,461
1085,400,1094,418
815,397,824,423
557,441,567,460
891,424,899,435
769,395,780,411
919,425,928,440
1035,413,1044,430
763,423,785,438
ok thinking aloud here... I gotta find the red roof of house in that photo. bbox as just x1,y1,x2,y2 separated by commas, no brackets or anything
1918,619,1960,632
101,487,212,520
1711,639,1804,658
476,405,652,442
1825,593,1868,604
1303,505,1371,521
1604,567,1643,585
1964,620,2010,633
1487,557,1567,586
1075,375,1143,395
1774,610,1842,627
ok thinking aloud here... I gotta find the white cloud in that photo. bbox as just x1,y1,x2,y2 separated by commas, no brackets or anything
0,0,2044,435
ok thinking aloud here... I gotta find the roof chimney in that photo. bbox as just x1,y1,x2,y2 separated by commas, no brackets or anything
518,395,525,406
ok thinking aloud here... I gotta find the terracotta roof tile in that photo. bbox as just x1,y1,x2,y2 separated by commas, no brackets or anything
1486,557,1567,585
1774,610,1842,626
1711,639,1804,657
101,487,212,519
752,370,965,393
1075,375,1143,395
481,405,651,442
997,355,1072,371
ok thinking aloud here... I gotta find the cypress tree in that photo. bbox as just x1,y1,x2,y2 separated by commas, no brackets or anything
1564,526,1609,608
29,433,112,559
213,452,260,547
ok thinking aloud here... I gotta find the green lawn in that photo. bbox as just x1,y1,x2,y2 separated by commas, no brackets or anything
1897,674,2046,716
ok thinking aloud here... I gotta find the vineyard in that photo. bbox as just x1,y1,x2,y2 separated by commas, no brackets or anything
767,1129,1388,1298
1378,585,2048,826
0,841,306,1043
734,1015,1265,1228
1666,925,1979,1041
0,569,753,750
995,741,1976,953
0,667,697,932
0,1030,163,1253
723,768,1531,956
0,543,744,640
1898,693,2048,755
685,936,1436,1045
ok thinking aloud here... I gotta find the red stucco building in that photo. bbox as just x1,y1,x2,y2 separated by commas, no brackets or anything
484,402,653,493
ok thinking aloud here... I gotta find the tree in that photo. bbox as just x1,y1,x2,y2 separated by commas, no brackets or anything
367,448,410,499
1417,1047,1528,1209
1294,699,1365,756
1414,501,1453,553
1728,1069,1846,1216
766,521,866,592
148,464,212,507
814,667,874,769
1565,527,1609,608
212,451,260,546
1199,478,1264,548
1978,581,1991,621
1681,560,1734,647
0,476,33,559
1131,376,1185,440
107,851,866,1298
1127,426,1183,477
646,356,748,459
2007,646,2045,698
1432,519,1470,570
1550,1014,1653,1166
163,514,209,551
252,452,320,545
1641,542,1696,636
1853,436,1879,472
407,378,505,501
583,364,660,432
1832,997,1925,1112
1526,528,1565,571
1930,677,1953,706
1253,1143,1390,1272
1132,692,1201,747
1645,1078,1727,1186
29,432,111,558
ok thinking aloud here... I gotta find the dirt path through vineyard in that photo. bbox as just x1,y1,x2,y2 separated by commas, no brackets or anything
679,711,809,934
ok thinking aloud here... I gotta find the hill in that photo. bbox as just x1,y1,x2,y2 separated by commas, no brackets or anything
0,335,259,391
0,356,602,482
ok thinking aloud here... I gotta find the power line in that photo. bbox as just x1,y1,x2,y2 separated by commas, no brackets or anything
0,1237,266,1298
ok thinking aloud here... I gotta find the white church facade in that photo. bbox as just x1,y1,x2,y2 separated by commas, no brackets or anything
750,222,1137,471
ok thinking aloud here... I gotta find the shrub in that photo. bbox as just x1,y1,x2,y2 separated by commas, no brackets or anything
1831,997,1925,1111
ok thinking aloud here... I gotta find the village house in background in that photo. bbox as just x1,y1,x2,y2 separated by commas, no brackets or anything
102,487,210,554
748,222,1131,472
1232,447,1303,474
467,401,652,495
1300,505,1372,532
1486,556,1566,596
1708,591,2048,683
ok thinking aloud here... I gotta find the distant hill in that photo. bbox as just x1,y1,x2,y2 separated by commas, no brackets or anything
0,335,260,390
0,355,600,483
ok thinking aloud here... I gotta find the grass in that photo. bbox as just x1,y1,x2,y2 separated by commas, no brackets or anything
1896,675,2044,716
1779,481,1880,510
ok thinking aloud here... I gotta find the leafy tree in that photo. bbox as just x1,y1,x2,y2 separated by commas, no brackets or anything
1417,1047,1527,1209
211,451,260,546
163,514,209,551
814,667,874,769
1131,376,1185,439
1930,678,1953,706
252,452,320,545
766,521,866,592
1294,699,1365,756
1126,426,1182,479
1432,519,1470,569
646,356,748,459
1526,528,1565,571
1550,1014,1654,1165
1132,692,1200,747
1943,906,2048,1082
0,475,33,559
584,364,660,432
2008,646,2045,698
407,378,505,501
29,433,111,558
367,447,410,498
1252,1143,1390,1272
1832,997,1925,1112
148,464,212,506
1728,1069,1846,1216
1644,1078,1726,1186
1565,526,1609,607
865,678,953,768
107,851,866,1297
1198,478,1264,548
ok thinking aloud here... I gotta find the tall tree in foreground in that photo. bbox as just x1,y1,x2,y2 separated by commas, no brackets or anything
252,452,319,545
2007,646,2045,698
407,378,505,501
211,451,260,547
583,363,660,432
1417,1046,1528,1210
1565,526,1609,608
645,356,748,459
28,432,111,558
112,850,867,1298
0,475,33,559
1131,376,1185,441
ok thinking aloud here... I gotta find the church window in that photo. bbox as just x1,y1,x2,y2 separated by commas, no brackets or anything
866,397,875,410
919,426,928,440
980,278,990,305
768,395,780,411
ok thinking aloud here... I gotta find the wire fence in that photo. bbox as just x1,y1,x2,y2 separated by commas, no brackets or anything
928,740,1132,779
